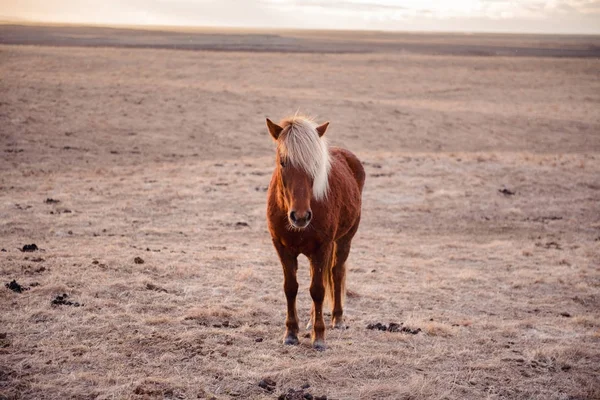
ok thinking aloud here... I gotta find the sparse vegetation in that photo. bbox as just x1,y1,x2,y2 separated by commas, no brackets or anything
1,29,599,399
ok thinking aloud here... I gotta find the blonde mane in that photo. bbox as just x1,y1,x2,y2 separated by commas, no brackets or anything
278,115,331,201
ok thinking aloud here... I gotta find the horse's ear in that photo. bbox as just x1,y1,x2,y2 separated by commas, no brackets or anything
266,118,283,140
316,122,329,137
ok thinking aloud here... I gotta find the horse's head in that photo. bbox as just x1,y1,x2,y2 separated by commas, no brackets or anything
266,116,331,230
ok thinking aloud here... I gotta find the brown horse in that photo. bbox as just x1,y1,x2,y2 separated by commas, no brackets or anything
266,114,365,350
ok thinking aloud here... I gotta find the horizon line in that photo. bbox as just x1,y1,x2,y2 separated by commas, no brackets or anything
1,19,600,37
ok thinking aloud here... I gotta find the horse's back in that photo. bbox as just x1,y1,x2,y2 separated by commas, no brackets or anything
331,147,365,193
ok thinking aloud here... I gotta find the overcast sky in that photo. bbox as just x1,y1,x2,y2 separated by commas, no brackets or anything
2,0,600,34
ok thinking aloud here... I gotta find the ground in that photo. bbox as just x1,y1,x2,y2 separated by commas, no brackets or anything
0,26,599,400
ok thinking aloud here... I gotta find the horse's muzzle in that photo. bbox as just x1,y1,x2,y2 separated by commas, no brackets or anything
289,210,312,229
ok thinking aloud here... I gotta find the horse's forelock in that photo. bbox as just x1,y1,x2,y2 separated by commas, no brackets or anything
278,116,331,200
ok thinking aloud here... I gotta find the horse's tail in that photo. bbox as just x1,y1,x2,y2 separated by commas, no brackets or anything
323,242,344,308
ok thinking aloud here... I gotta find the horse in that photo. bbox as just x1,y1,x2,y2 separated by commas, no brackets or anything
265,114,365,350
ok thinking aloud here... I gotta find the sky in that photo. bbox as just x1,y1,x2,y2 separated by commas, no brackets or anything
1,0,600,34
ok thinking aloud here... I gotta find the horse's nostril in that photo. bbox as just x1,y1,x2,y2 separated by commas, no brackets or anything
306,211,312,221
290,211,297,222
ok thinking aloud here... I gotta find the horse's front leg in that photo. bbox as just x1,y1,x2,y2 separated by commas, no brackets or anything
309,242,334,351
273,239,300,345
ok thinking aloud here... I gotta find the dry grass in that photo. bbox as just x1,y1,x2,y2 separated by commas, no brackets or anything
1,30,600,399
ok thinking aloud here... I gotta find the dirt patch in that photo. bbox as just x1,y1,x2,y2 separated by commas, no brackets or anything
133,379,183,398
22,265,46,274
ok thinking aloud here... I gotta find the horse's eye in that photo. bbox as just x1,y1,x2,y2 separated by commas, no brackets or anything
280,160,286,168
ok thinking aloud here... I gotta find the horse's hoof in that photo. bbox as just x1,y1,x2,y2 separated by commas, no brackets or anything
332,321,347,329
312,340,326,351
283,335,299,345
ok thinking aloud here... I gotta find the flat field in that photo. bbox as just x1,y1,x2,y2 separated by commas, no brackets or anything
0,25,599,399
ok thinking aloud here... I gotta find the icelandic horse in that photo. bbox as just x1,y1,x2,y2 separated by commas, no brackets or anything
265,115,365,350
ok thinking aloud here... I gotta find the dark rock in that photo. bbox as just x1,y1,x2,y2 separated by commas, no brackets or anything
44,198,60,204
146,283,167,293
560,312,571,318
5,280,29,293
367,321,421,335
0,332,9,348
255,337,263,343
401,326,422,335
531,216,562,223
258,378,276,392
134,257,144,264
387,322,402,332
21,244,38,252
279,388,307,400
499,188,515,196
51,293,82,307
371,172,393,178
366,322,387,331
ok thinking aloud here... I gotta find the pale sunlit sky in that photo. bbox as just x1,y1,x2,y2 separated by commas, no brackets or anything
1,0,600,34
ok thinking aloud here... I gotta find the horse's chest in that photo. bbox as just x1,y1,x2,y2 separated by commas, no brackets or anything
279,232,319,255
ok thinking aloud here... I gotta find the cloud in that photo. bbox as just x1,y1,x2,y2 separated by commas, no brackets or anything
1,0,599,33
262,0,407,12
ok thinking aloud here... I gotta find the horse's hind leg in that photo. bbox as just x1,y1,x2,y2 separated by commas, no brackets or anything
331,219,360,329
331,239,350,328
